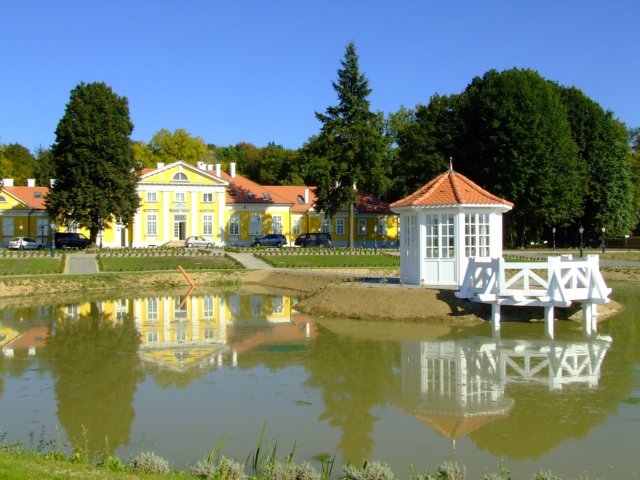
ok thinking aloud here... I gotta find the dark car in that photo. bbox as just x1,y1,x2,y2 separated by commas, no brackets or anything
55,232,91,249
294,232,332,247
251,234,286,247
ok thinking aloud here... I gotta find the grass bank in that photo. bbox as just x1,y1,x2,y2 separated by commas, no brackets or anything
0,444,590,480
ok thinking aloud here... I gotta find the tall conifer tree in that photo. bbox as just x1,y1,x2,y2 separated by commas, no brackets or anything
302,42,389,248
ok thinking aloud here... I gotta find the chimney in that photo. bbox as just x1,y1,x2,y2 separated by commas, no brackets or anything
157,162,165,169
49,179,56,187
197,161,205,170
230,162,236,179
215,163,221,177
207,164,213,171
304,188,309,204
27,179,35,187
2,179,14,187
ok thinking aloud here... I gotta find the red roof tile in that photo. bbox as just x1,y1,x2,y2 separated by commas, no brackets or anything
3,186,49,209
390,170,513,209
218,172,292,205
266,186,316,212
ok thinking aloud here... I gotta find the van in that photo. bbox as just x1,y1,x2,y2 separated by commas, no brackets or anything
294,232,332,247
55,232,91,249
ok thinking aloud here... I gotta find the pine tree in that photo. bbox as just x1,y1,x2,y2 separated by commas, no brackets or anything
301,42,389,248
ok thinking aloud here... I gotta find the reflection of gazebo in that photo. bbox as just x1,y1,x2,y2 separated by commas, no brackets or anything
397,340,515,447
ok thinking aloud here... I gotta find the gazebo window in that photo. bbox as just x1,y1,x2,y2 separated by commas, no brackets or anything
465,213,490,257
426,214,455,258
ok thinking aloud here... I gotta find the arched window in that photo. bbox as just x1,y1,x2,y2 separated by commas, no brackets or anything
172,172,188,181
0,195,6,202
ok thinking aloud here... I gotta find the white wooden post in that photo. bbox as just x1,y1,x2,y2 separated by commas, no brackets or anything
583,303,592,335
544,305,555,339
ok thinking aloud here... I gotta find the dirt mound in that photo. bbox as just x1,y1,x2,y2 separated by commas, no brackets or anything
296,282,486,323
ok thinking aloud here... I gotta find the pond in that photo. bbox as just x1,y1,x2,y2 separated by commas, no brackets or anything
0,284,639,479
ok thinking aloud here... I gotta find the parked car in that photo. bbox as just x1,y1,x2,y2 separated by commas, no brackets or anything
185,236,214,248
251,234,286,247
8,237,45,250
55,232,91,249
294,232,332,247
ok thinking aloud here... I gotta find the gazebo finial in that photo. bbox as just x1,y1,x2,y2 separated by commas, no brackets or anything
449,157,454,172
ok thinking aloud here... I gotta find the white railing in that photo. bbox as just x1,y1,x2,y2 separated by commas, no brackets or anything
457,254,611,307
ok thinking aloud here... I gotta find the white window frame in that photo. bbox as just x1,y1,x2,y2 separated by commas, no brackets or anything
202,192,214,203
322,218,331,234
425,214,455,259
202,214,213,236
250,214,262,236
146,191,157,203
229,215,240,237
377,218,387,236
465,213,490,257
272,215,283,234
173,172,188,181
358,219,367,236
336,218,345,236
175,192,186,203
146,214,158,236
292,218,302,236
203,295,214,319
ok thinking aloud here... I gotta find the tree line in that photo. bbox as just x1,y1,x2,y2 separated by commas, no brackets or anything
1,43,639,247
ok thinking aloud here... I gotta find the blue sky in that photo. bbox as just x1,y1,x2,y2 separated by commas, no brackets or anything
2,0,638,153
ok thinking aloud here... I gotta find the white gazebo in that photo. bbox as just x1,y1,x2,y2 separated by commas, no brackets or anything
390,167,513,287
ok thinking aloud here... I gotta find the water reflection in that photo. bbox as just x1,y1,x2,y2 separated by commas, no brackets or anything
0,287,637,478
397,336,611,449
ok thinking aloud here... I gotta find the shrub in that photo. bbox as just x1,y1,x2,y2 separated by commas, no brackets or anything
267,460,320,480
129,451,170,474
341,461,395,480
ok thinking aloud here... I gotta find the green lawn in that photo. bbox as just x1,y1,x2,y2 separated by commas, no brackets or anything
258,254,399,269
98,255,241,272
0,257,62,275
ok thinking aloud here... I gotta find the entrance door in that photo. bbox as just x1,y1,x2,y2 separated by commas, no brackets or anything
424,214,457,285
174,215,187,240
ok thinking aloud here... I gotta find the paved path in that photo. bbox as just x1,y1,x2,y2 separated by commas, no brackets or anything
64,253,100,274
226,252,274,270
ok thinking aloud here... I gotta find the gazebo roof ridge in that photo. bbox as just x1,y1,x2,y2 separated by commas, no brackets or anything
390,168,514,209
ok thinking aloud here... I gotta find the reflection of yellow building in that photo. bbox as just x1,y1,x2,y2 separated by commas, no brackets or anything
44,291,308,371
0,326,20,348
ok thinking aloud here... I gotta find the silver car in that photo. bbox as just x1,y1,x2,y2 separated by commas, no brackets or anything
185,236,214,248
8,237,45,250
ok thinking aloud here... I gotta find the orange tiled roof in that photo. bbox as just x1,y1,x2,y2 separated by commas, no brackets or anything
218,172,292,205
266,186,316,212
390,169,514,208
355,192,393,214
3,186,49,209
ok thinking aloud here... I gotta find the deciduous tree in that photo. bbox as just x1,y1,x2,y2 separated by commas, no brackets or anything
47,82,140,245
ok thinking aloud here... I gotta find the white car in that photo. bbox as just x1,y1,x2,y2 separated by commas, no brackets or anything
185,236,214,248
8,237,45,250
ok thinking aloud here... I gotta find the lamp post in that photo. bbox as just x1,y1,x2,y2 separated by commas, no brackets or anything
625,234,629,250
601,227,606,254
552,227,556,252
50,222,56,257
579,225,584,258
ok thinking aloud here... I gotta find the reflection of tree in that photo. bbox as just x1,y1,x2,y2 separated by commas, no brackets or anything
471,284,640,458
42,302,142,452
304,326,400,465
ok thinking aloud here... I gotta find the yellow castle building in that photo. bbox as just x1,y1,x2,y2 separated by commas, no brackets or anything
1,161,398,248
